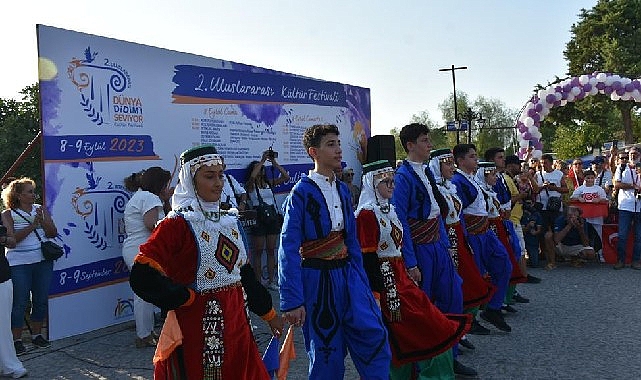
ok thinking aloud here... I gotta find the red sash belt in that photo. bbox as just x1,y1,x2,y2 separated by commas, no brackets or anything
408,217,440,245
463,214,489,235
300,231,348,260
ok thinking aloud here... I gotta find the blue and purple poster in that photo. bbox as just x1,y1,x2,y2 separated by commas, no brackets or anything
37,25,370,339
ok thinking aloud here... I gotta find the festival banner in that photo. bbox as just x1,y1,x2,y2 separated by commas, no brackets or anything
37,25,370,339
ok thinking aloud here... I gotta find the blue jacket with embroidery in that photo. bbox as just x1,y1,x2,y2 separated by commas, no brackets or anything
392,161,449,269
278,176,365,312
451,171,479,210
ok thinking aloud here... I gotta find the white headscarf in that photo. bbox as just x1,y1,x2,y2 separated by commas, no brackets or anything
171,145,226,220
428,149,454,187
355,160,395,218
475,162,497,194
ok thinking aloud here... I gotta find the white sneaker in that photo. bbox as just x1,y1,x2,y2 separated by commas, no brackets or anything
12,367,28,379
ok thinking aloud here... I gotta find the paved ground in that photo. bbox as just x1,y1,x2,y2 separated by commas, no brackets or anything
12,260,641,379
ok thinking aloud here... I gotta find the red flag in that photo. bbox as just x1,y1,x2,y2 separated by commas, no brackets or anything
277,325,296,380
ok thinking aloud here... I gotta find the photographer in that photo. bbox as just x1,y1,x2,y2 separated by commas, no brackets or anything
245,148,290,290
552,206,595,268
612,146,641,269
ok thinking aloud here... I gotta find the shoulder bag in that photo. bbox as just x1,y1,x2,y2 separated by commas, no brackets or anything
13,209,63,261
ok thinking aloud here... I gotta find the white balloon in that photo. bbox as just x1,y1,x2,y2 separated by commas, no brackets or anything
524,117,534,127
596,73,607,82
589,87,599,96
533,150,543,159
605,76,614,86
579,75,589,85
611,93,620,101
567,93,576,102
589,77,597,86
571,86,581,96
621,77,631,85
519,139,529,148
528,125,538,133
560,100,568,106
621,93,631,101
532,130,542,139
555,92,562,101
540,107,550,117
537,89,546,99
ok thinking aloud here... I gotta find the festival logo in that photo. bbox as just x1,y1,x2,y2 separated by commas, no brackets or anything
70,162,130,250
67,46,143,128
114,298,134,319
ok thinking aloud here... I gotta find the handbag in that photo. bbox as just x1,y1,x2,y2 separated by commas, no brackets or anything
254,186,282,226
13,209,63,261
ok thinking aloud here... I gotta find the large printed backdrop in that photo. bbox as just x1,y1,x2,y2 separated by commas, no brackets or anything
37,25,370,339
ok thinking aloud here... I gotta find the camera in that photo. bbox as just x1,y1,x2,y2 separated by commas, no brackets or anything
265,146,278,159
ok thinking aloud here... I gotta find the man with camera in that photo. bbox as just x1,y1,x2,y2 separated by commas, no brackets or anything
552,206,595,268
613,146,641,269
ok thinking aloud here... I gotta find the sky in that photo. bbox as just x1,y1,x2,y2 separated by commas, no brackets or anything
1,0,598,136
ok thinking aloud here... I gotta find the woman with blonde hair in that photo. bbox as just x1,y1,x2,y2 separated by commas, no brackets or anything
122,167,172,348
1,178,58,356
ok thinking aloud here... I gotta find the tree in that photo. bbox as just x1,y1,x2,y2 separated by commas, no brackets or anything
438,91,518,153
389,110,444,161
564,0,641,143
0,84,42,190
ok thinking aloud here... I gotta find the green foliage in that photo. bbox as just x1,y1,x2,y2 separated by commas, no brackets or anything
437,91,518,152
561,0,641,143
0,84,42,191
389,110,447,161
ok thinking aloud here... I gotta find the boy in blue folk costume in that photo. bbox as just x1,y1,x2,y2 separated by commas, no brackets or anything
392,123,477,378
451,144,513,333
278,124,391,379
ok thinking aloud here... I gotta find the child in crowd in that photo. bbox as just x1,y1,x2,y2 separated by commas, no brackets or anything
522,204,543,268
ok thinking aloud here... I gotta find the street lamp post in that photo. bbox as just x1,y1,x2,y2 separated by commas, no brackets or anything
439,65,467,144
462,108,485,144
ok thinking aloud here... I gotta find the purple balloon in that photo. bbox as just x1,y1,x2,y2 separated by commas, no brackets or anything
563,84,572,93
583,84,592,92
561,91,569,100
534,141,543,150
554,100,561,107
545,94,556,104
596,82,605,90
534,103,543,112
633,80,641,90
518,124,527,133
612,81,622,90
625,83,635,92
616,87,626,96
523,132,532,140
555,85,563,93
576,92,585,100
570,77,580,87
604,87,614,95
527,108,537,117
532,113,541,123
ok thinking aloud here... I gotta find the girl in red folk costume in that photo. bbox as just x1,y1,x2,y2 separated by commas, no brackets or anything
428,150,496,314
476,162,527,308
355,160,471,379
129,145,283,380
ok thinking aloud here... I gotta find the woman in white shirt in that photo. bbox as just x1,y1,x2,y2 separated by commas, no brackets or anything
245,151,289,290
122,167,171,348
1,178,58,356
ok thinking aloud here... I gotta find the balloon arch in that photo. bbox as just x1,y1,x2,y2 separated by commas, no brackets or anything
516,72,641,159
